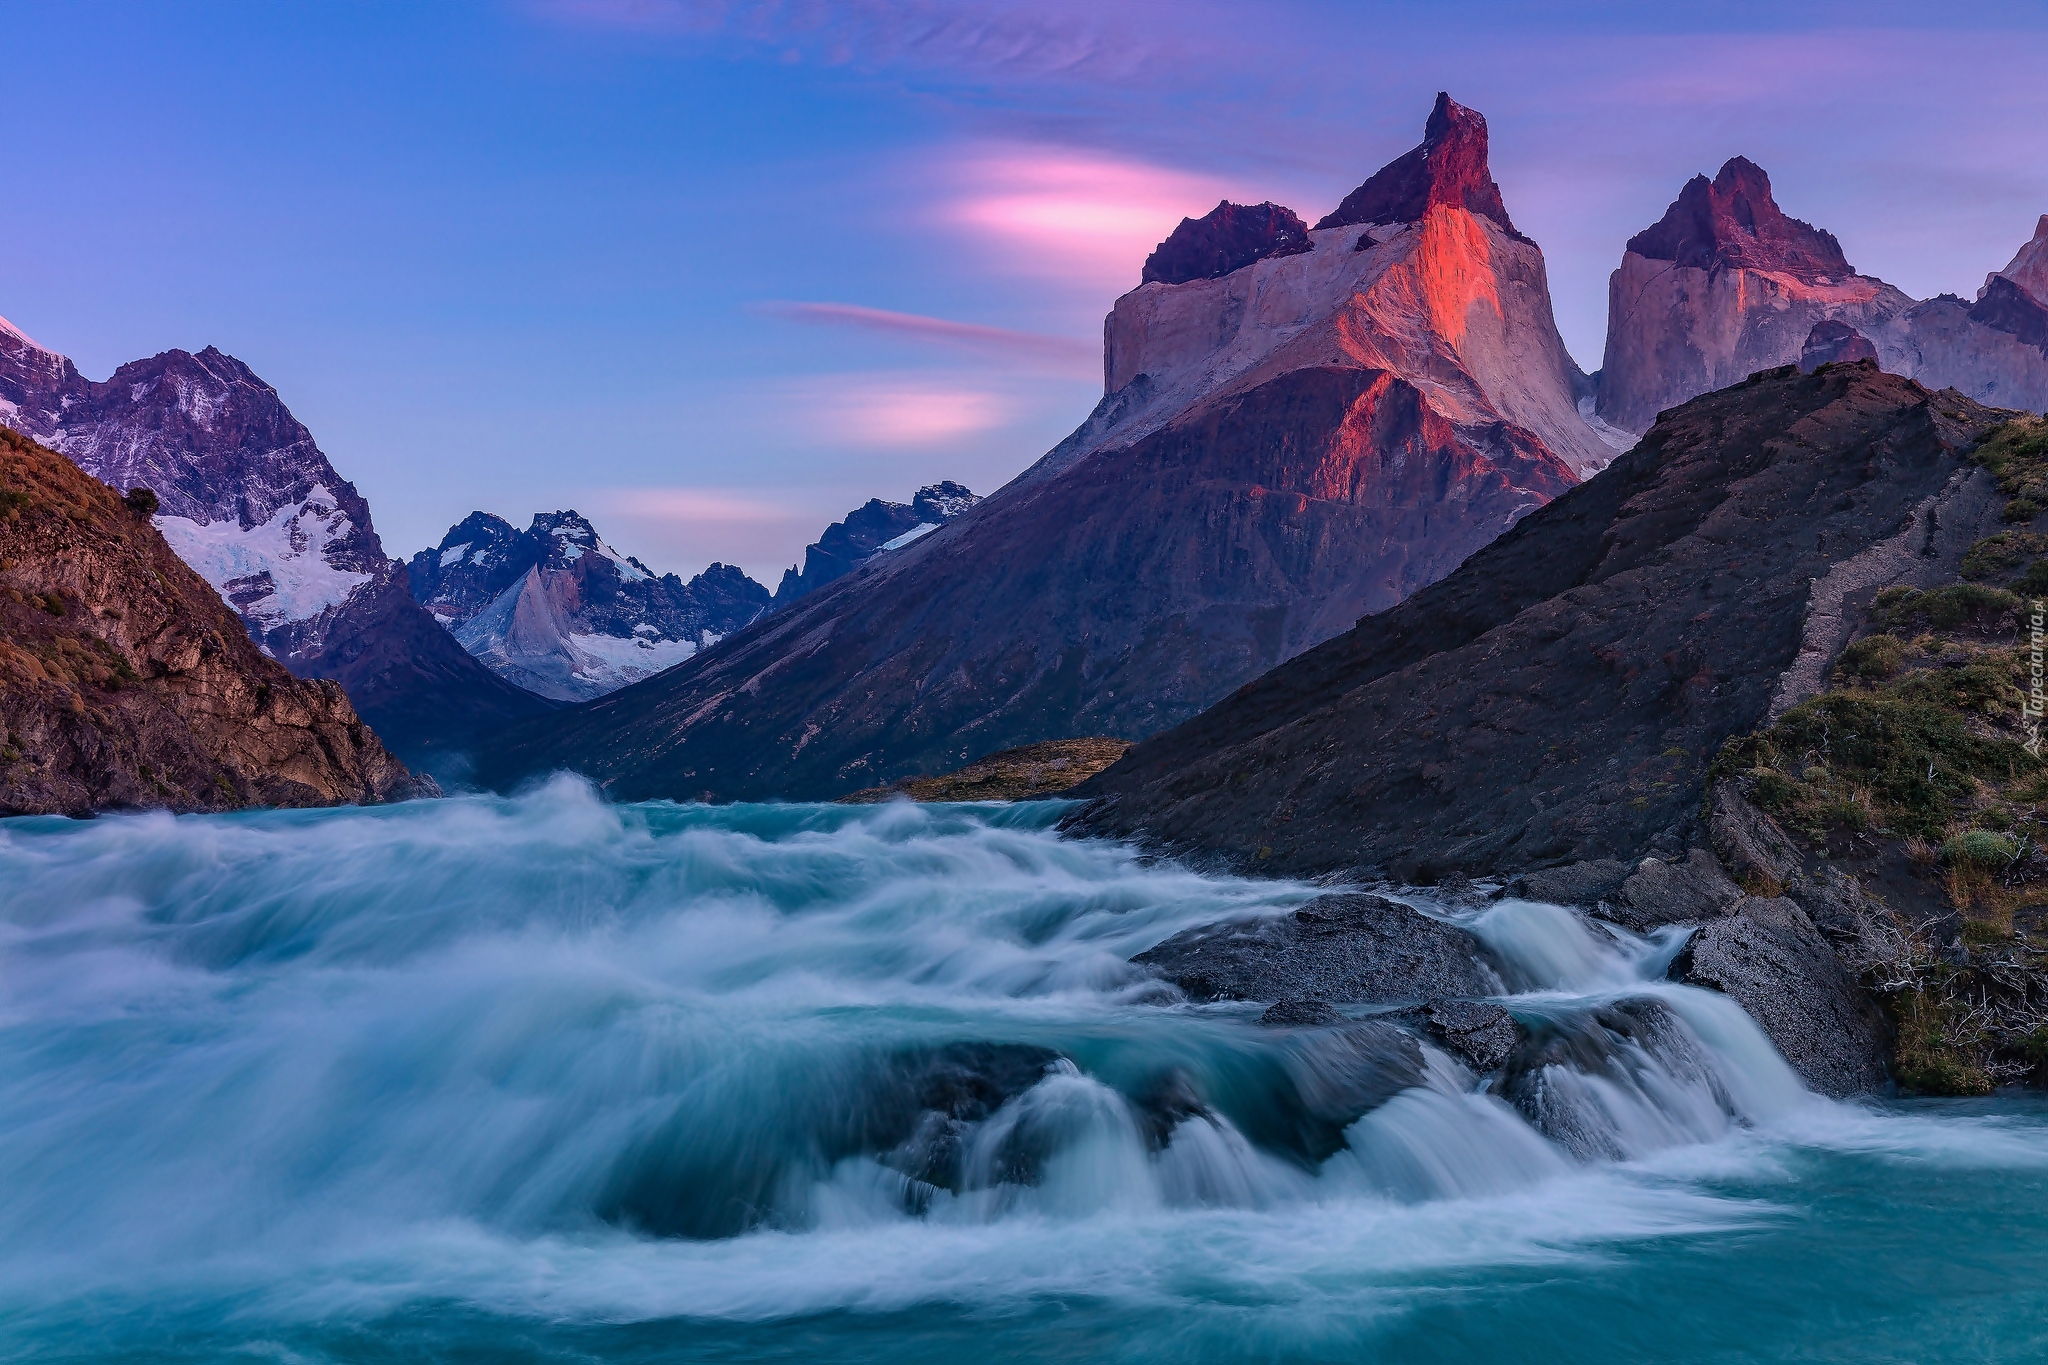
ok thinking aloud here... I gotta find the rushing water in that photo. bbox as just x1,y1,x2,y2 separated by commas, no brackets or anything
5,778,2048,1363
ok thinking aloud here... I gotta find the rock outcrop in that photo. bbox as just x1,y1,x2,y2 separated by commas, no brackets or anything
1130,892,1503,1005
1800,320,1879,372
1068,363,2012,880
0,322,552,762
409,510,771,701
1597,162,2048,432
1142,201,1312,286
476,94,1614,801
0,425,427,815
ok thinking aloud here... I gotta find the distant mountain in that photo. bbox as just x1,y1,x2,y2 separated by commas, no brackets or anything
0,424,427,815
476,94,1616,801
772,481,979,608
1598,161,2048,432
0,319,553,763
408,510,771,701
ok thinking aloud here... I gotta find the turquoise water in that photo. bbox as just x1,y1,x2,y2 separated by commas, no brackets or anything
3,778,2047,1363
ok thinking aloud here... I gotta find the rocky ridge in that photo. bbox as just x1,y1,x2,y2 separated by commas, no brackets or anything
0,425,427,815
771,482,979,608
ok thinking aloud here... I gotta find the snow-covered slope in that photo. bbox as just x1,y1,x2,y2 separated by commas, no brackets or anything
410,510,771,701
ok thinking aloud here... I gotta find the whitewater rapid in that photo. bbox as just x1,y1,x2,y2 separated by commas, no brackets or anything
5,778,2048,1363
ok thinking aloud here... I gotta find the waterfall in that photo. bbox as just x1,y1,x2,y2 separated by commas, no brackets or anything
4,779,2046,1361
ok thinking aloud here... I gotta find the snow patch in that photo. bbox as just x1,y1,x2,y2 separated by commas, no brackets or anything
594,538,649,581
440,542,472,567
568,631,698,684
154,484,373,626
1577,395,1638,455
879,522,939,552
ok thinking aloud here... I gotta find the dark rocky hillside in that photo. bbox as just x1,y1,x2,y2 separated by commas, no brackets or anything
1069,363,2011,882
0,426,428,815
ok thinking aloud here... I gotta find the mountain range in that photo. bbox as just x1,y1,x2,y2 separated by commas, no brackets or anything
475,94,1625,799
5,91,2047,822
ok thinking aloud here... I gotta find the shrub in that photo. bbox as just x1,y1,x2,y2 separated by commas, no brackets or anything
1880,583,2021,630
123,486,159,517
1837,634,1905,680
2006,498,2043,524
1942,830,2018,868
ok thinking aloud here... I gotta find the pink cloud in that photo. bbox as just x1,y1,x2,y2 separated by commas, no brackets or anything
758,301,1096,375
796,377,1012,448
937,143,1249,293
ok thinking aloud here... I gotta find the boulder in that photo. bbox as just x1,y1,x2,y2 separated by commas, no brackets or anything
1610,848,1744,930
1670,895,1890,1097
1424,999,1520,1071
1133,892,1501,1005
1258,999,1344,1027
1505,859,1631,907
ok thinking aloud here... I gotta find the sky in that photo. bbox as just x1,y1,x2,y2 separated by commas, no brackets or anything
3,0,2046,584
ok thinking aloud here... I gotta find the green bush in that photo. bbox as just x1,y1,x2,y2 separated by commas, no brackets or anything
123,486,159,517
1881,583,2022,630
1837,634,1905,680
1942,830,2019,867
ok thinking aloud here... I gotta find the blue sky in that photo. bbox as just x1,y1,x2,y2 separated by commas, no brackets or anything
4,0,2046,582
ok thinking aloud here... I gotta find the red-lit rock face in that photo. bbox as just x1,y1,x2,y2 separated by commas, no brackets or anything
1316,93,1523,242
1142,201,1313,286
1626,157,1852,284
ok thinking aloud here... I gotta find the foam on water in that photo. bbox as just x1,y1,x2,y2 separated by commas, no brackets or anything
5,780,2048,1363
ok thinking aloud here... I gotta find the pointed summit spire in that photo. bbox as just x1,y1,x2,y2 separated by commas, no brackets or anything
1991,213,2048,306
1625,157,1851,283
1316,93,1523,239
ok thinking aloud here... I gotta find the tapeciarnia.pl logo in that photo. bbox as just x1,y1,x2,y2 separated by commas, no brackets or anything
2028,600,2046,757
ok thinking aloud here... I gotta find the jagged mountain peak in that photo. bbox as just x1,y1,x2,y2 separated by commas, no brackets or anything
1141,201,1313,286
1626,156,1852,283
1315,92,1521,240
1989,213,2048,306
772,481,981,609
